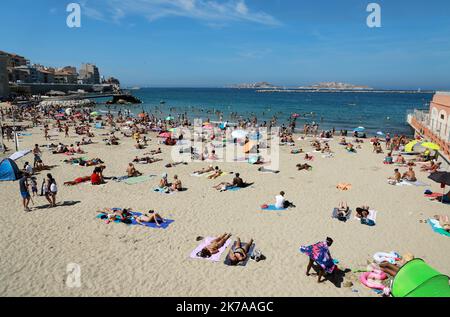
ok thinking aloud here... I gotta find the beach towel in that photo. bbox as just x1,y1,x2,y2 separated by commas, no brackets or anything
224,242,255,266
123,175,156,185
300,241,336,274
428,219,450,237
336,183,352,191
96,211,174,229
355,210,377,225
332,208,352,221
401,180,430,187
190,237,232,262
261,205,287,211
425,192,443,198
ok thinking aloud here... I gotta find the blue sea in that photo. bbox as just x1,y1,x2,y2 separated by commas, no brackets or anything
96,88,433,136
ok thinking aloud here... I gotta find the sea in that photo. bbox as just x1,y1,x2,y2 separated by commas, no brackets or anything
95,88,433,136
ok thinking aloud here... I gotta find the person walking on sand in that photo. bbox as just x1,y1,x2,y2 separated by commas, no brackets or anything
44,173,58,208
19,174,31,212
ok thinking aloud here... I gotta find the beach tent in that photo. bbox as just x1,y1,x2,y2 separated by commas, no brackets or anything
391,259,450,297
9,149,31,161
0,158,21,181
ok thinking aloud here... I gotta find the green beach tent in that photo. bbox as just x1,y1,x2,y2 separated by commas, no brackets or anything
391,259,450,297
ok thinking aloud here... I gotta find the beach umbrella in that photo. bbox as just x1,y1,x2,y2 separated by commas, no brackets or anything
428,171,450,204
165,116,173,121
231,130,248,139
65,108,72,115
377,131,385,136
138,113,146,118
405,140,419,153
353,127,365,133
428,172,450,186
90,111,99,116
420,142,440,151
158,132,171,138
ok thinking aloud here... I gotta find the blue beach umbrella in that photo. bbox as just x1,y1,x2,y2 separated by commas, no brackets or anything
377,131,385,136
353,127,365,133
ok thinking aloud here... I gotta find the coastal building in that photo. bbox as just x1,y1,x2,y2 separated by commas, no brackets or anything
0,54,10,97
54,66,78,84
0,50,28,68
79,63,100,84
408,91,450,158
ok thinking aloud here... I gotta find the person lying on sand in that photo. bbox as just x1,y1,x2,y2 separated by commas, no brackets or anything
305,153,313,161
132,156,162,164
431,191,450,204
335,201,350,220
98,208,132,222
134,210,165,227
388,168,401,185
258,166,279,174
297,163,312,171
149,148,162,155
207,166,222,179
291,148,303,154
64,176,91,186
339,137,347,145
127,163,142,177
228,237,254,265
212,173,246,191
355,206,370,219
432,215,450,232
165,161,188,168
402,167,417,182
193,165,214,175
197,233,232,258
379,253,414,277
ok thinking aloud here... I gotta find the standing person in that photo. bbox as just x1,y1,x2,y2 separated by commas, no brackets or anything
30,177,38,197
64,124,69,137
44,125,49,141
19,174,31,212
24,161,33,175
301,237,336,283
32,144,42,168
44,173,58,208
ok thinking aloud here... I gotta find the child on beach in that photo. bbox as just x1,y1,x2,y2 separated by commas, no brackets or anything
30,177,38,197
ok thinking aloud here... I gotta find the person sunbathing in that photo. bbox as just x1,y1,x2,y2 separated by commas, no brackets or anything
134,210,165,227
322,143,331,153
305,153,313,161
193,165,214,175
432,191,450,204
297,163,312,171
150,148,162,155
432,215,450,232
159,173,170,189
335,201,350,220
127,163,142,177
64,176,91,186
80,158,104,167
395,154,406,164
379,253,414,277
99,208,132,222
171,175,183,191
339,137,347,145
135,140,144,149
228,238,254,265
355,206,370,219
213,173,246,191
388,168,402,184
402,167,417,182
384,152,393,164
346,143,356,152
197,233,232,258
207,166,222,179
291,148,303,154
258,166,280,174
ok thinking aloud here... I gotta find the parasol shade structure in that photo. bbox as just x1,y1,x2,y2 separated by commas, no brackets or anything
231,130,248,139
158,132,172,138
165,116,174,121
353,127,365,133
90,111,99,116
428,172,450,186
420,142,440,151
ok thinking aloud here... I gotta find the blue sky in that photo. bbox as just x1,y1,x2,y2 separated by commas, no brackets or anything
1,0,450,89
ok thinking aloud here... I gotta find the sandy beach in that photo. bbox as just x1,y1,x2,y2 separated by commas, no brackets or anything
0,122,449,297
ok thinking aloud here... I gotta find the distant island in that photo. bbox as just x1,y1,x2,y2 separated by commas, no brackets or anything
227,81,371,90
227,82,278,89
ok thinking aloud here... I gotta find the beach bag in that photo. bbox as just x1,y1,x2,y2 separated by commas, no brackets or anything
50,183,58,193
361,218,375,226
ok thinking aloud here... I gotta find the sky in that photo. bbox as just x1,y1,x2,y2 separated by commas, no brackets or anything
1,0,450,89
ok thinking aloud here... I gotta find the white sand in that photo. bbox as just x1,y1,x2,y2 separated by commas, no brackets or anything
0,125,449,297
